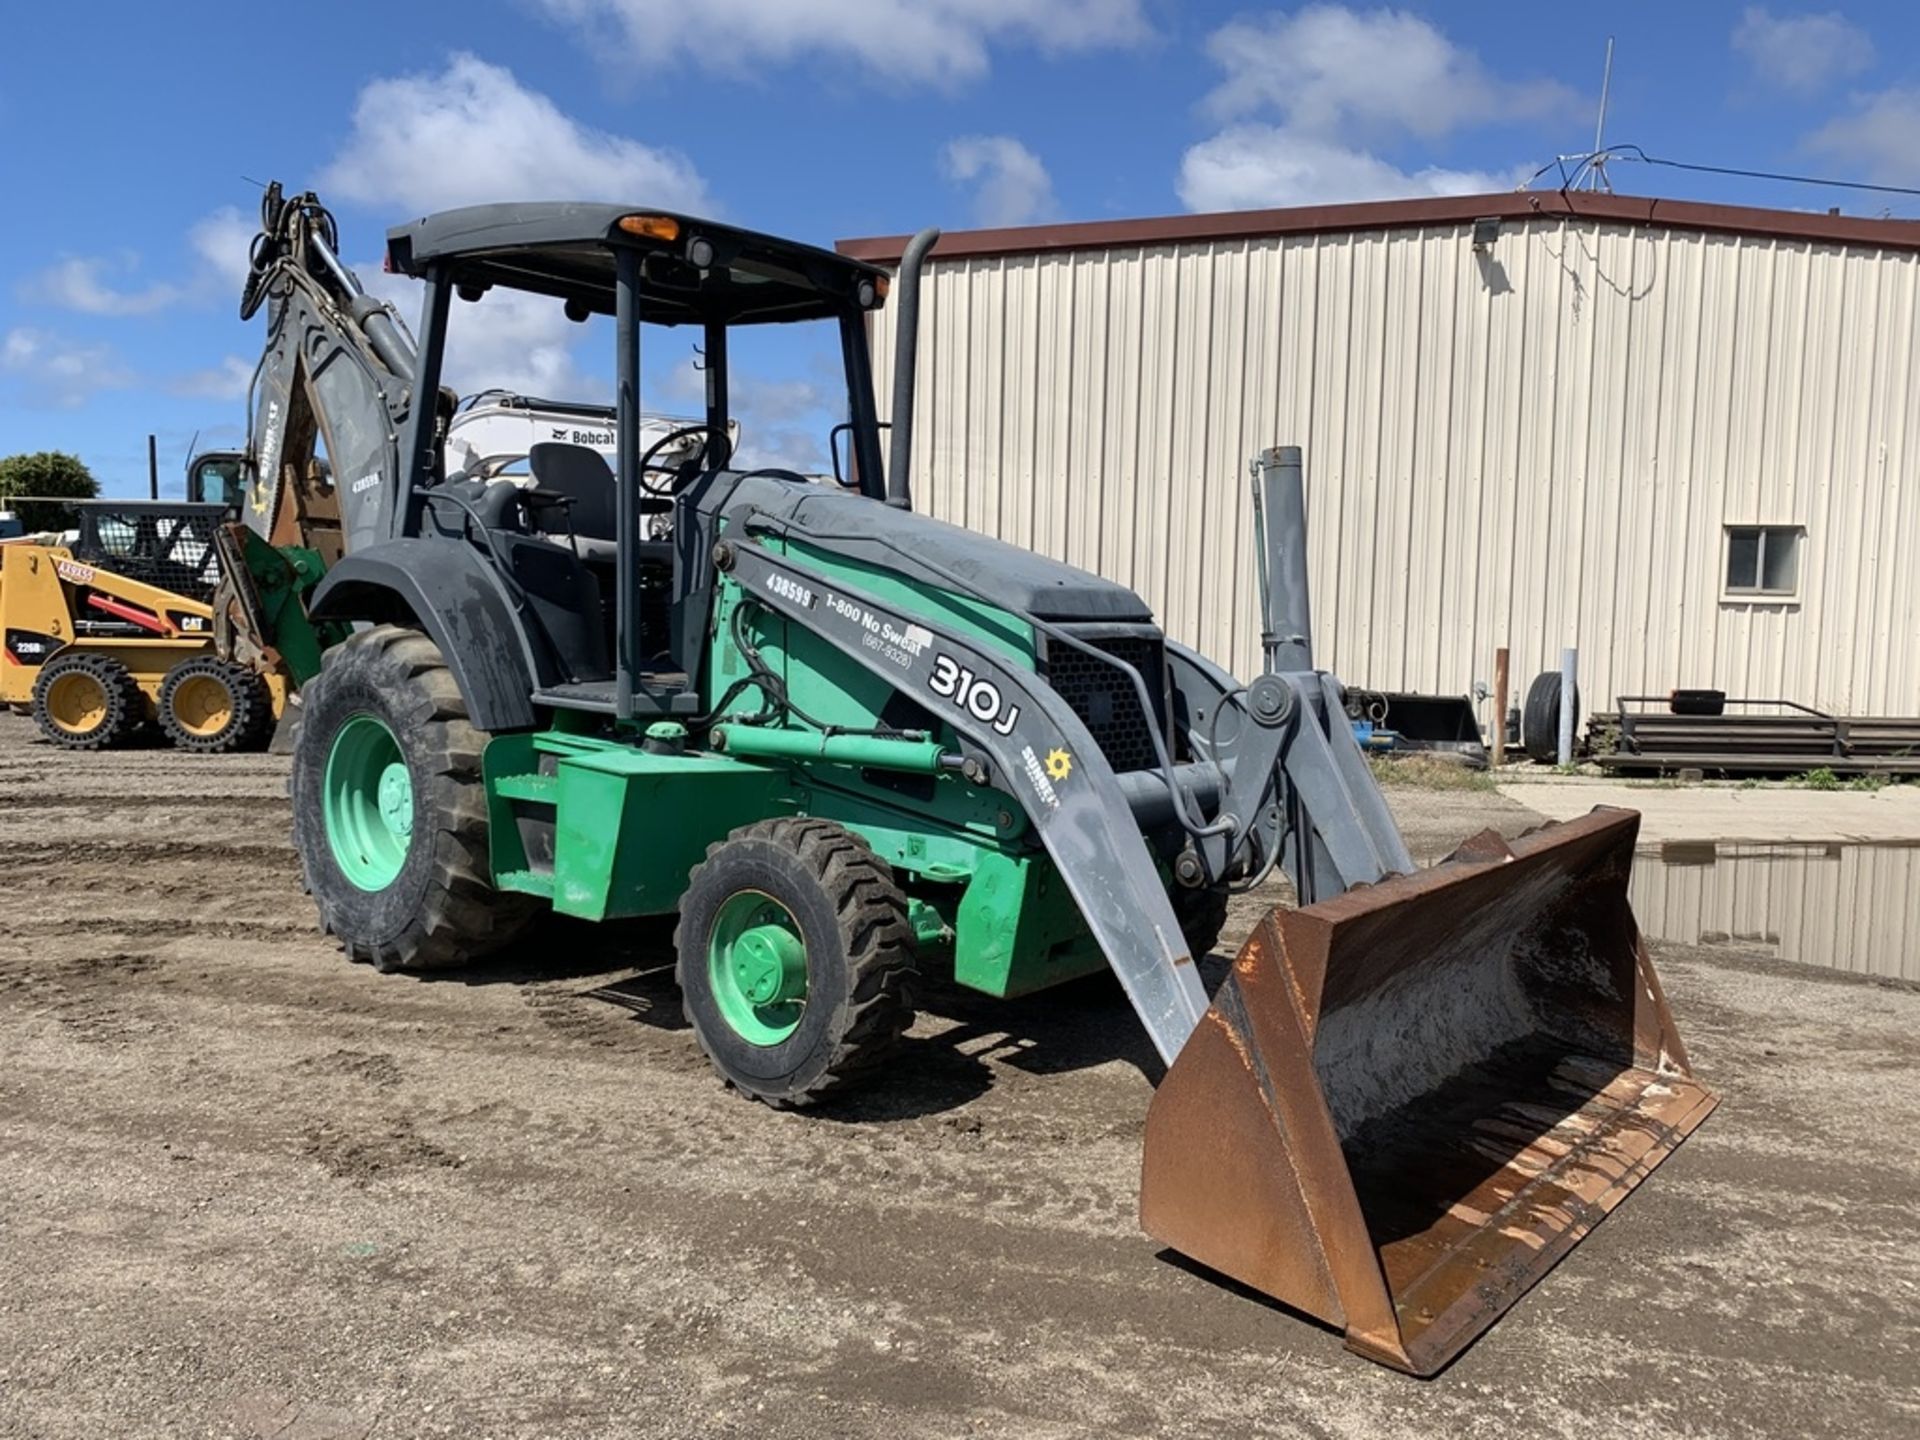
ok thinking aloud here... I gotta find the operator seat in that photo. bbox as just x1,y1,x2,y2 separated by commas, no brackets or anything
528,442,619,541
526,442,673,568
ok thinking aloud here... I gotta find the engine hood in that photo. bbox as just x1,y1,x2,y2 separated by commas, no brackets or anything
713,475,1154,624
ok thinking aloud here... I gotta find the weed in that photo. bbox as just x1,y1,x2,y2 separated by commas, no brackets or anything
1367,755,1497,792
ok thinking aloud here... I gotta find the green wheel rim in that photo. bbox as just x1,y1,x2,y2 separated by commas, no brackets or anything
323,713,414,891
708,890,808,1045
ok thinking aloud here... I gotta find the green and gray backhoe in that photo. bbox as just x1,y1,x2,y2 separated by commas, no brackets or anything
284,201,1716,1376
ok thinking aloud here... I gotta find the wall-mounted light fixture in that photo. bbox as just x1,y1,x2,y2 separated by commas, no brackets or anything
1472,217,1502,252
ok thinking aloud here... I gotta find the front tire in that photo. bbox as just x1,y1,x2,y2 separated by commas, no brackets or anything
1171,883,1231,959
31,651,144,750
676,818,915,1108
291,624,534,971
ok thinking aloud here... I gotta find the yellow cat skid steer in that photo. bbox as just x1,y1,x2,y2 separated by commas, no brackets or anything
0,501,285,752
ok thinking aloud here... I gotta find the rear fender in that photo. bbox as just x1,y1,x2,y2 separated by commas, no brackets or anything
308,541,540,732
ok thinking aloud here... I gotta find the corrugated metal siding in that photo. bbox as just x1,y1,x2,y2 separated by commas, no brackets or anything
1630,844,1920,982
870,218,1920,717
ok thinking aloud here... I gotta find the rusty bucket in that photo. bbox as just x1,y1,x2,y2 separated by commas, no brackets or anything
1140,807,1716,1376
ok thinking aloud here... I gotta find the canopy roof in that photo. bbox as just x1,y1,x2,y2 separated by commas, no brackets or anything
387,203,888,326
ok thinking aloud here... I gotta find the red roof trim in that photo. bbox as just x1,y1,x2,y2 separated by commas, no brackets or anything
837,190,1920,263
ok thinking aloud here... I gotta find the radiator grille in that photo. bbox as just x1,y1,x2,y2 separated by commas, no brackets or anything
1043,631,1166,773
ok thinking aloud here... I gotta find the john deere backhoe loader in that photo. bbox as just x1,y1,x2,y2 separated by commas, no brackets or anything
282,202,1716,1375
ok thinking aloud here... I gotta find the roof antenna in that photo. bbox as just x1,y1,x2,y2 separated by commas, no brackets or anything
1587,36,1616,193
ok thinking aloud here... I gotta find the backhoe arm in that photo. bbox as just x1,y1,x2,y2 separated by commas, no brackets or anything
238,183,417,559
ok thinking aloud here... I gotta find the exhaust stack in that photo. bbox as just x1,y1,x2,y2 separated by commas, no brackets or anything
885,227,940,510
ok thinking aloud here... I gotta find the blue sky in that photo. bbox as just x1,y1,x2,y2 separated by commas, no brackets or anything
3,2,1916,495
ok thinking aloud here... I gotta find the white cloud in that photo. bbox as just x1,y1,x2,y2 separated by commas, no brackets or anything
169,355,255,402
652,353,840,474
1804,87,1920,185
358,263,605,401
1201,5,1573,139
658,357,836,473
727,375,839,473
26,256,181,316
1733,7,1874,96
0,327,136,408
941,136,1060,227
1178,125,1519,211
538,0,1149,89
188,206,257,292
1179,6,1557,214
21,205,258,321
319,53,711,213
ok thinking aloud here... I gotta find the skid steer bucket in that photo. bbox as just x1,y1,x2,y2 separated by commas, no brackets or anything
1141,807,1715,1376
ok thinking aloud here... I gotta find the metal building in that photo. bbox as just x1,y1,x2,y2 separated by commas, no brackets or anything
841,192,1920,726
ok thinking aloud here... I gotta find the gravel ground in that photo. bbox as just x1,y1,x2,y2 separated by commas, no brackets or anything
1,711,1915,1439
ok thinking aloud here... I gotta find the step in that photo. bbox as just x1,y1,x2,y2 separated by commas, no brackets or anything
493,772,559,804
495,867,555,899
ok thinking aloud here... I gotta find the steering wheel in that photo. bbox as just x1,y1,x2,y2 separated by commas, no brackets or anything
638,424,722,499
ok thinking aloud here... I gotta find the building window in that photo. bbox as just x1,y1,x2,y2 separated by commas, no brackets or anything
1724,525,1802,598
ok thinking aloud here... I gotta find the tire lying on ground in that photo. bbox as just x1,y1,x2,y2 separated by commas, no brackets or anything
31,651,145,750
676,817,916,1108
158,655,272,753
1522,670,1581,765
290,623,536,972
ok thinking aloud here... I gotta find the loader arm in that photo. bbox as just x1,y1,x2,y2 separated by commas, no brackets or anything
721,535,1212,1064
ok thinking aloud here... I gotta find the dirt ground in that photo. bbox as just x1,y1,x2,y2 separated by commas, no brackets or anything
2,710,1916,1439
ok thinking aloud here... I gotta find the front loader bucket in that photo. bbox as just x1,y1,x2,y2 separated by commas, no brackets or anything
1141,807,1715,1376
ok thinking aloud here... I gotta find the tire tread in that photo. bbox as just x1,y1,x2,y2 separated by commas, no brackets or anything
292,624,535,972
675,817,914,1108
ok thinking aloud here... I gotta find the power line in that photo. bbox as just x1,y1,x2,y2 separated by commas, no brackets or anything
1526,144,1920,201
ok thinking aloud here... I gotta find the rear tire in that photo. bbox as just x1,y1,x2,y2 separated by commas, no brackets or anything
291,624,536,971
1522,671,1580,765
676,818,915,1108
1171,883,1231,959
158,656,271,753
31,651,144,750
